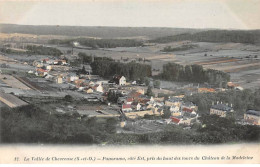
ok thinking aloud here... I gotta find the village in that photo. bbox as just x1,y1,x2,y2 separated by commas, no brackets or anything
0,48,259,135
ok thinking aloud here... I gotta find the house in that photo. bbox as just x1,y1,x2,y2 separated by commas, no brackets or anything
198,88,215,93
85,88,94,94
68,73,79,82
227,82,243,90
125,98,133,105
86,80,95,87
119,76,126,85
56,76,63,84
42,58,51,64
112,75,126,85
93,84,103,93
244,110,260,125
171,116,181,124
35,68,48,77
165,97,182,107
128,91,142,100
45,65,52,71
170,105,181,116
122,104,132,112
132,102,141,111
210,103,234,117
182,102,198,112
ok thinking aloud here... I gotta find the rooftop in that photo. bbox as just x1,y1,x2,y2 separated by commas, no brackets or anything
246,110,260,116
211,104,233,112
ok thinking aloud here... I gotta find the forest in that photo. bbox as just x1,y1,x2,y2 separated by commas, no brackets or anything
157,63,230,87
49,38,143,48
151,30,260,44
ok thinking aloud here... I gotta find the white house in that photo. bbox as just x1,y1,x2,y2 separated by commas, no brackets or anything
68,73,79,82
119,76,126,85
93,84,103,93
122,104,132,112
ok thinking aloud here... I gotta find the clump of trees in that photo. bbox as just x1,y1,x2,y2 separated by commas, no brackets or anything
91,60,152,81
26,45,63,56
78,52,113,64
157,63,230,87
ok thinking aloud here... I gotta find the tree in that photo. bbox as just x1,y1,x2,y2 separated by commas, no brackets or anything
64,95,73,102
154,80,161,88
162,108,171,118
144,77,150,86
81,66,87,74
105,118,117,133
146,86,154,97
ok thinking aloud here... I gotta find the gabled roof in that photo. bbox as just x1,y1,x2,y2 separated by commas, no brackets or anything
36,68,48,72
126,98,133,102
167,97,182,103
182,107,193,113
211,104,233,112
246,110,260,116
122,104,132,109
171,116,180,123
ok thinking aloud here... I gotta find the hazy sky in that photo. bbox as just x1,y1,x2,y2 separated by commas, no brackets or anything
0,0,260,29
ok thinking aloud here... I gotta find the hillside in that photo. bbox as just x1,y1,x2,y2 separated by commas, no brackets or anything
0,24,201,39
150,30,260,44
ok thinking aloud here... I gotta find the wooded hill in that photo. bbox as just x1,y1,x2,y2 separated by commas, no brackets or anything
150,30,260,44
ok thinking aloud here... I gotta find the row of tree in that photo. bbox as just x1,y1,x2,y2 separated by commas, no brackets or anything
157,63,230,87
161,44,197,52
25,45,63,56
49,38,143,48
150,30,260,44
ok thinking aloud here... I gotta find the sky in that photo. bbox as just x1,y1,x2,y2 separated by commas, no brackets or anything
0,0,260,29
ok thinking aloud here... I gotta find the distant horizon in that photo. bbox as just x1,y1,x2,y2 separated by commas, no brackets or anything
1,23,260,31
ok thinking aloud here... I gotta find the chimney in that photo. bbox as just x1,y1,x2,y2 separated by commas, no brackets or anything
221,101,222,104
217,101,219,104
231,103,233,107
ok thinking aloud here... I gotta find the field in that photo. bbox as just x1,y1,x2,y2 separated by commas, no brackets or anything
1,29,260,90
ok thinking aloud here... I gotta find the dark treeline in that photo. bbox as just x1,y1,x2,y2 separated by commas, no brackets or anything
0,105,117,144
78,52,113,63
150,30,260,44
161,44,198,52
49,38,143,48
184,89,260,118
26,45,63,56
0,45,63,56
157,63,230,86
91,60,152,81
